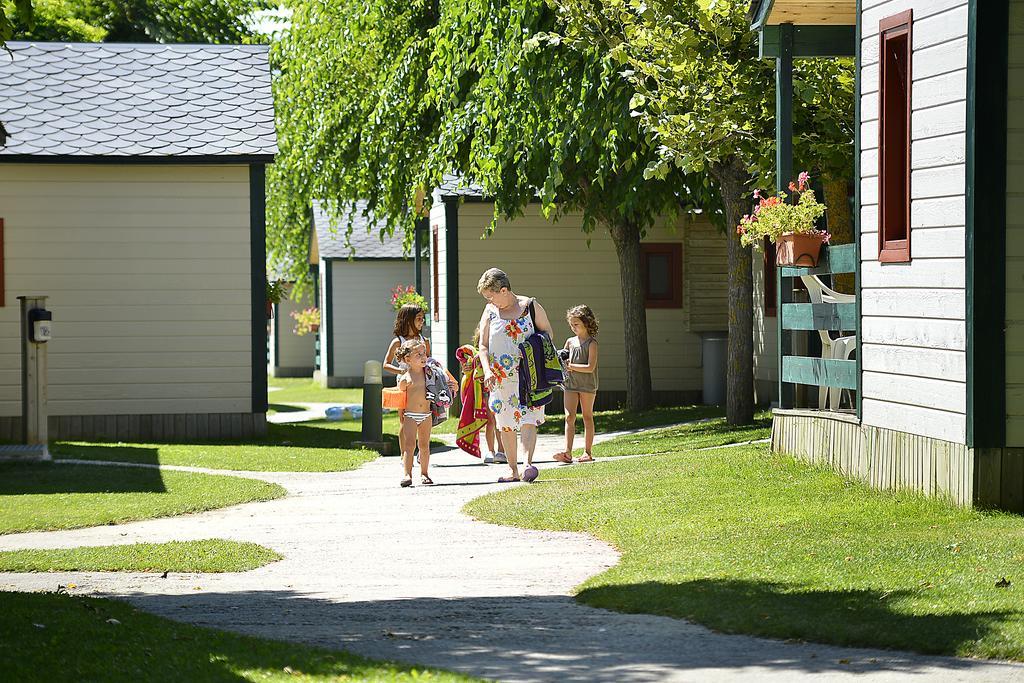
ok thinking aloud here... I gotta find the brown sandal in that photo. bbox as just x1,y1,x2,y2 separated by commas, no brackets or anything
552,452,573,464
576,453,595,463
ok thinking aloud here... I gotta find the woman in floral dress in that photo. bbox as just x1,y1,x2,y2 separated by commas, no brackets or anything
477,268,555,482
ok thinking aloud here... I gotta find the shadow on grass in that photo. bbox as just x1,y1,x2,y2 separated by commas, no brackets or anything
267,403,307,413
109,589,1020,681
576,579,1010,657
0,461,165,495
536,404,725,435
2,591,469,683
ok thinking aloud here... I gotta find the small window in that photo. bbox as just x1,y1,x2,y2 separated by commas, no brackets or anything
878,10,913,263
641,243,682,308
432,225,440,322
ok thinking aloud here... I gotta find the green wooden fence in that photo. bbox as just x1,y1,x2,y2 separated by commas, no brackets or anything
778,243,858,408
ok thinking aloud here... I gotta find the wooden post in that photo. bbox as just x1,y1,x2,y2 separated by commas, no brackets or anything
776,23,795,409
19,295,50,459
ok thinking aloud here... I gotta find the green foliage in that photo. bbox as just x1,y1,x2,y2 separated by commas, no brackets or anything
390,284,428,314
738,175,828,247
268,0,713,282
266,278,286,305
8,0,272,43
550,0,854,186
0,0,31,45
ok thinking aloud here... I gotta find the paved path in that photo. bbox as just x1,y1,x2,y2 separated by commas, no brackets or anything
1,432,1023,682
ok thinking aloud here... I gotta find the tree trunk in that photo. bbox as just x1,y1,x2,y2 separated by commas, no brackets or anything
608,217,654,410
711,157,754,425
823,176,854,293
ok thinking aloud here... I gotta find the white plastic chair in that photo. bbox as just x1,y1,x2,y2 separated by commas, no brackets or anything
800,275,856,410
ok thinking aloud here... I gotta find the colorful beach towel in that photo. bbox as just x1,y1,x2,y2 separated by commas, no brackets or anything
455,344,488,457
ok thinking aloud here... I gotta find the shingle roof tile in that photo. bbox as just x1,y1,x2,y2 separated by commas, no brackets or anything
313,200,409,260
0,42,277,158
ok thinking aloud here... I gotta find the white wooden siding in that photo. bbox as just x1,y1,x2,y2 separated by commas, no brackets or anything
324,259,416,380
1006,0,1024,445
859,0,969,443
269,283,315,375
449,202,725,393
0,163,253,416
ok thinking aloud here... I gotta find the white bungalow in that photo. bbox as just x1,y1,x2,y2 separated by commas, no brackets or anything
309,201,426,387
0,42,277,440
268,280,316,379
749,0,1023,511
427,179,730,409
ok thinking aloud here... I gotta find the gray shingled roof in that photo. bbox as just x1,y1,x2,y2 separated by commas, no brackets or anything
313,200,408,260
0,41,277,159
437,173,486,199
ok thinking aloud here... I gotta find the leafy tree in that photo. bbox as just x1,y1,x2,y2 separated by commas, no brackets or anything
8,0,272,43
271,0,714,409
1,0,32,45
549,0,853,423
8,0,105,41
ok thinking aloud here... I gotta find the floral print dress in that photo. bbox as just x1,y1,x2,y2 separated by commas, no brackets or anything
485,306,546,432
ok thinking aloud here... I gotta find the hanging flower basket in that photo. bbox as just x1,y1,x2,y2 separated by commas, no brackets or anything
776,232,825,267
737,171,831,267
290,307,321,336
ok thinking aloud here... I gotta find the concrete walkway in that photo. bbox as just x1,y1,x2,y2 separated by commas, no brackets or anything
1,433,1023,682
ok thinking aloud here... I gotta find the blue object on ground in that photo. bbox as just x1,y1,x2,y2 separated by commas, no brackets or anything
325,406,344,421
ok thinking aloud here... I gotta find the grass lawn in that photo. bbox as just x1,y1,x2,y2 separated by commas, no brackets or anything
267,377,363,404
54,421,381,473
466,440,1024,660
432,403,726,437
590,412,772,457
536,403,725,435
0,591,479,682
0,539,281,573
0,463,284,535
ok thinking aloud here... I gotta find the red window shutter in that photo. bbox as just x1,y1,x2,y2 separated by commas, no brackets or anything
878,10,913,263
432,225,440,322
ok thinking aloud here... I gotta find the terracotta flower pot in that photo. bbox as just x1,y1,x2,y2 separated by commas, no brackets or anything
775,232,823,267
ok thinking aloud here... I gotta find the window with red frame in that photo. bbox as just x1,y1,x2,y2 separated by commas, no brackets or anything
641,243,682,308
432,225,440,321
878,10,912,263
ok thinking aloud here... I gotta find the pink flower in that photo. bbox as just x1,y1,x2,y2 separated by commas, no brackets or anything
753,190,762,200
798,171,810,190
788,181,797,192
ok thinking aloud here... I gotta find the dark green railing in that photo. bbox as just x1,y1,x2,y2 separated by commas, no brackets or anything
777,243,858,409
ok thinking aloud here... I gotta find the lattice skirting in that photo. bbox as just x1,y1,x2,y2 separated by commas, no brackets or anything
772,409,980,509
0,413,268,442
